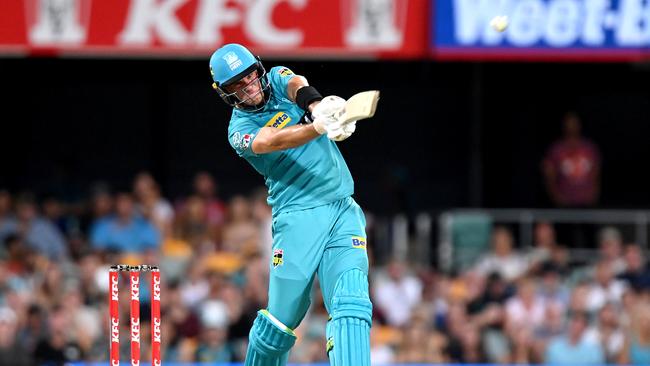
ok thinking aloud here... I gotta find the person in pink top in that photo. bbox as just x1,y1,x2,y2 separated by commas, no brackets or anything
543,112,601,208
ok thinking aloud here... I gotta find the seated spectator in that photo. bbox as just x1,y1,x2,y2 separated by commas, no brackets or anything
133,172,174,234
585,260,627,312
505,277,546,341
221,196,259,254
175,195,214,252
90,192,160,253
545,311,605,365
597,226,626,275
584,302,625,363
538,262,570,311
527,221,559,272
9,193,68,261
373,259,422,327
618,244,650,291
0,306,33,366
619,302,650,365
474,226,528,282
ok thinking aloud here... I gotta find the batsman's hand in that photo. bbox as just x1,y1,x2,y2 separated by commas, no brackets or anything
312,95,345,134
327,120,356,141
311,95,356,141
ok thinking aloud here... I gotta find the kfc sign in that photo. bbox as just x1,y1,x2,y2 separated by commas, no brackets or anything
1,0,427,58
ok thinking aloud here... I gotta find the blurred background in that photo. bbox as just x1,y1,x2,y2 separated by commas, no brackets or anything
1,0,650,365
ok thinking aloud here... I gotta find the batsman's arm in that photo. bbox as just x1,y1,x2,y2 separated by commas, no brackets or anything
252,124,321,154
251,75,323,154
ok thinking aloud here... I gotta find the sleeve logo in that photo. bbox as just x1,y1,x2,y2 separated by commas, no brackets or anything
278,67,294,77
232,132,254,150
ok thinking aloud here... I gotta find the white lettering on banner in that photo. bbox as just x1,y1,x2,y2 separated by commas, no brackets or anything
131,275,139,300
452,0,650,47
111,275,119,301
454,0,510,44
245,0,306,46
345,0,405,47
131,317,140,342
507,0,544,46
152,275,161,301
111,317,120,343
193,0,241,45
545,0,580,46
118,0,189,45
617,0,650,46
582,0,608,45
153,317,162,343
29,0,88,44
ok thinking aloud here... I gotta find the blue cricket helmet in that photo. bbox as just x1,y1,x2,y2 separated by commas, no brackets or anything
209,43,271,110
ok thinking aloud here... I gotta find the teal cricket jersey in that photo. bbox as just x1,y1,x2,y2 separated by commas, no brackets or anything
227,66,354,215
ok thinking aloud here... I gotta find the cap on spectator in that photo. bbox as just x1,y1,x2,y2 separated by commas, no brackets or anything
200,300,228,329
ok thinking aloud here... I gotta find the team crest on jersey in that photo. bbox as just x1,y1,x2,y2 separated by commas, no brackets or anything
278,67,294,77
351,236,367,249
272,249,284,268
232,132,254,150
265,112,292,129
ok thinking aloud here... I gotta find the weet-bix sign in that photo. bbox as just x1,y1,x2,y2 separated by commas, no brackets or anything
432,0,650,61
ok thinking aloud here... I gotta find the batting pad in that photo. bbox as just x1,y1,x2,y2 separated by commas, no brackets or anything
245,309,296,366
326,269,372,366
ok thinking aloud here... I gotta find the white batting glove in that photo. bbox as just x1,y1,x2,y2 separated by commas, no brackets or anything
328,120,357,142
312,96,346,135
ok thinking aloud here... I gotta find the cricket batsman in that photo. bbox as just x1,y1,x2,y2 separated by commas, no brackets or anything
209,43,372,366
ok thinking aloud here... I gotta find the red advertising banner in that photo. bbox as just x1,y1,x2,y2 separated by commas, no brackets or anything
0,0,428,58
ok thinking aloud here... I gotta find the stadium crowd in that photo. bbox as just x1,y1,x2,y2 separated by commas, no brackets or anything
0,171,649,365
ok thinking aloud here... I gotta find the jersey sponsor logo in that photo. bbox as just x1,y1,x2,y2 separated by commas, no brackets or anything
223,51,243,70
272,248,284,268
278,67,294,77
352,236,366,249
265,112,291,129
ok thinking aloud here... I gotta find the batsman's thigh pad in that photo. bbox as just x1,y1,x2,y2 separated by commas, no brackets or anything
245,309,296,366
326,269,372,366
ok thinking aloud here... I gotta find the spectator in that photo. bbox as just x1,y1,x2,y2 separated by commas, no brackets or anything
174,195,214,252
90,192,160,253
585,260,627,312
221,196,259,254
474,226,528,282
504,277,547,341
187,172,226,236
618,244,650,290
545,311,605,365
34,305,84,365
542,111,601,208
597,226,626,275
619,302,650,365
538,262,570,310
0,306,33,366
373,259,422,327
527,221,559,272
584,302,625,363
133,172,174,234
1,193,68,261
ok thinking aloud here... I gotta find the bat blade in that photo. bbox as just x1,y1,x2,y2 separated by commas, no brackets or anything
341,90,380,124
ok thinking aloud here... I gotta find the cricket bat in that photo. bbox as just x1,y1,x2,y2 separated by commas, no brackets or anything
340,90,380,124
